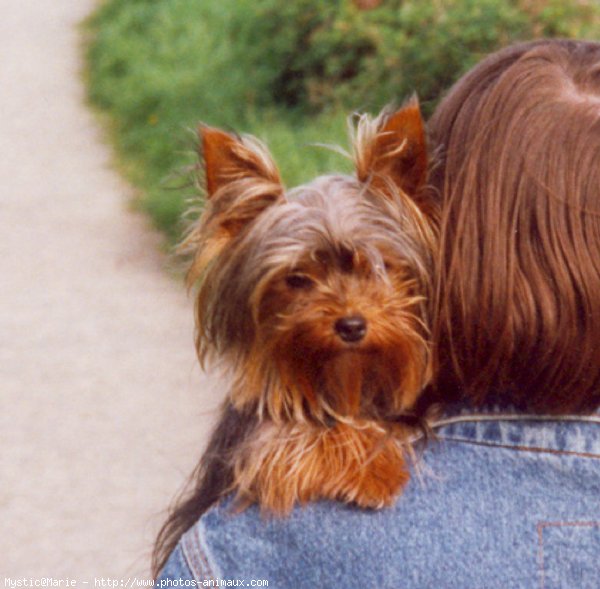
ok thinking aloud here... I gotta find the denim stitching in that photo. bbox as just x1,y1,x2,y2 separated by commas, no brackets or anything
181,525,217,582
438,436,600,459
537,521,600,589
433,414,600,429
429,413,600,454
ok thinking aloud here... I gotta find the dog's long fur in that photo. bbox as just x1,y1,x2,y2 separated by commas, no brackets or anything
152,100,437,575
153,40,600,576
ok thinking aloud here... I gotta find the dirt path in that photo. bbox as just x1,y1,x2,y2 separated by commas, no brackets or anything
0,0,222,578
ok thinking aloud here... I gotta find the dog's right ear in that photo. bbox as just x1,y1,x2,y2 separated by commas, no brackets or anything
184,127,284,286
200,126,284,232
202,126,283,198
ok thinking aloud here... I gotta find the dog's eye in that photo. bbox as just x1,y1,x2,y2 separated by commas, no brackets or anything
285,274,314,289
382,260,395,272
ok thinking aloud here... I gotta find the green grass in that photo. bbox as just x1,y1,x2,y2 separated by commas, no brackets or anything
84,0,351,242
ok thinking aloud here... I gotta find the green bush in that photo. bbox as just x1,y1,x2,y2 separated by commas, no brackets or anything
229,0,600,115
85,0,352,241
85,0,600,242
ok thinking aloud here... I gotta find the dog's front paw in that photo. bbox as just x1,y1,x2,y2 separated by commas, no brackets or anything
349,450,410,509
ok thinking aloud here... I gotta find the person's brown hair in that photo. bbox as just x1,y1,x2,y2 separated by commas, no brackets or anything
429,39,600,413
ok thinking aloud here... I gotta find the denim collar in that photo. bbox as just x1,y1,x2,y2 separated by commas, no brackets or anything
428,402,600,456
434,401,600,424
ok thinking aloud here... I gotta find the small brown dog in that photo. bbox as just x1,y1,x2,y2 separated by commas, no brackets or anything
179,99,436,518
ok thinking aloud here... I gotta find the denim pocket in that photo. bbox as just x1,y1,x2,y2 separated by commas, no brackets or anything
537,522,600,589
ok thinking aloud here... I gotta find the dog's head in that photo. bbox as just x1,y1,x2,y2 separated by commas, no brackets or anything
184,100,437,423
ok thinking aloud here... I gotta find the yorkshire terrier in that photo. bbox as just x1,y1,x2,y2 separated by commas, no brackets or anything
181,99,436,516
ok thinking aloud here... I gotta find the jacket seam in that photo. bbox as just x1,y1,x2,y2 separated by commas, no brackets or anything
181,524,217,582
432,413,600,429
537,521,600,589
439,436,600,459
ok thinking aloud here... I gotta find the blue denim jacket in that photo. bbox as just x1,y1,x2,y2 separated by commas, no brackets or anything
158,407,600,588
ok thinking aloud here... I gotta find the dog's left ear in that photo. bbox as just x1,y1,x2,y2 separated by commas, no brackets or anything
355,97,428,201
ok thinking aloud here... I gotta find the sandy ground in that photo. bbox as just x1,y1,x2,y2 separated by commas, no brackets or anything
0,0,223,578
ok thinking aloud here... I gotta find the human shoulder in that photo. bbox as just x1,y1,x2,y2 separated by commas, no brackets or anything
156,543,194,584
165,410,600,588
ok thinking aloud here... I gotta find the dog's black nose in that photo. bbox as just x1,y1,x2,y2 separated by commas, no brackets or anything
334,315,367,343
